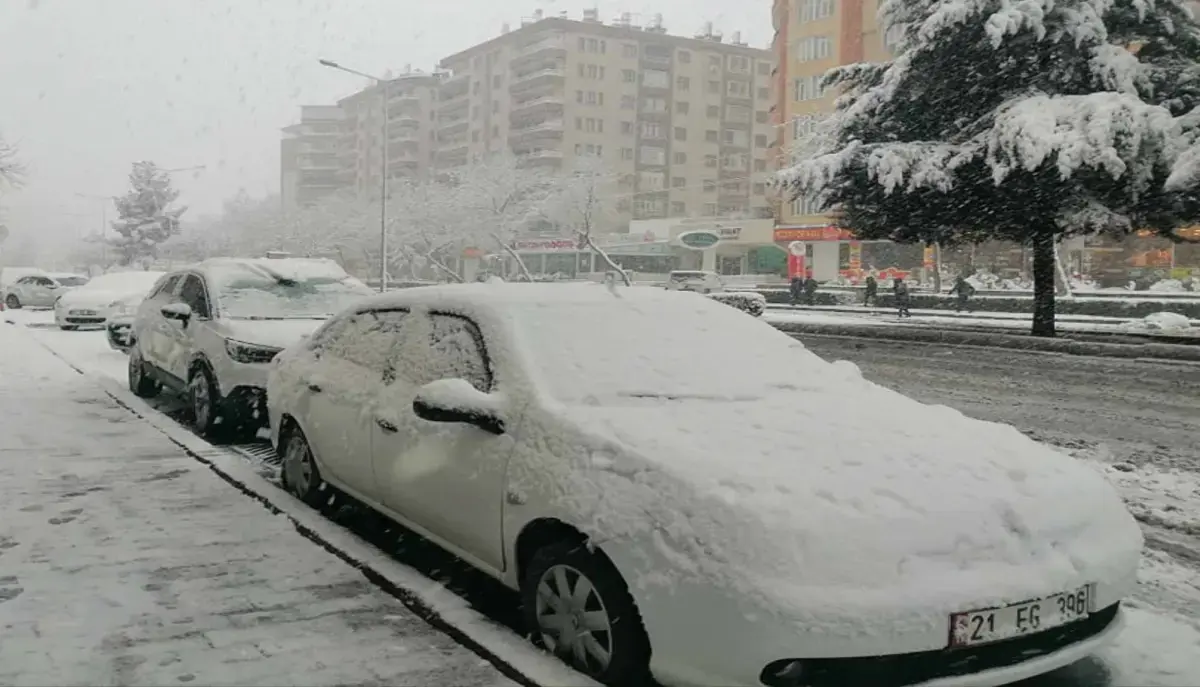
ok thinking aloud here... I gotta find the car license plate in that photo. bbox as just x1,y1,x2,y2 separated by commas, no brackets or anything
950,585,1093,647
73,309,96,316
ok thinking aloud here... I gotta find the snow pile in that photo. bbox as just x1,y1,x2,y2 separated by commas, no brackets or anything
204,259,375,319
1148,278,1186,293
1093,462,1200,536
1121,311,1193,333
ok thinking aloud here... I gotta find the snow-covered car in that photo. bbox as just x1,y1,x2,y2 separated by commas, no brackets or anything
3,272,89,309
53,270,165,331
266,283,1141,687
665,270,725,294
127,257,374,437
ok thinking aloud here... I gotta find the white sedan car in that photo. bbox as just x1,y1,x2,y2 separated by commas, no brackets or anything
54,270,165,330
267,283,1141,687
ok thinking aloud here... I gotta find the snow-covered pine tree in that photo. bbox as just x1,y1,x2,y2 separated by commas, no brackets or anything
110,161,187,266
780,0,1200,336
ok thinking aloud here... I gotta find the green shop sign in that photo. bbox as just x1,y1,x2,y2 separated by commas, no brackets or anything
677,230,721,250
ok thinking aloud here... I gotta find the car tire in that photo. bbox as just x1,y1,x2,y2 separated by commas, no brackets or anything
521,540,653,687
280,427,329,508
188,363,226,439
5,295,20,309
127,345,161,398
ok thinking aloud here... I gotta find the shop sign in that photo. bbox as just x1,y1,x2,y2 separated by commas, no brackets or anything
462,246,483,259
511,238,577,252
923,245,936,269
773,226,855,242
678,230,721,250
848,241,862,270
718,226,742,240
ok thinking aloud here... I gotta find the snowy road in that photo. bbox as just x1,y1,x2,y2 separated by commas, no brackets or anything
7,310,1200,686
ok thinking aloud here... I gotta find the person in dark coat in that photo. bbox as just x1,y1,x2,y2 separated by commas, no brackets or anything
948,276,975,312
893,278,911,318
864,275,878,307
789,276,804,306
802,277,819,306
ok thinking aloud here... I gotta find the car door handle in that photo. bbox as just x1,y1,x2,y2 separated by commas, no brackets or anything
375,417,398,433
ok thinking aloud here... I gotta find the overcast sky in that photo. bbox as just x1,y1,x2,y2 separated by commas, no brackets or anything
0,0,766,249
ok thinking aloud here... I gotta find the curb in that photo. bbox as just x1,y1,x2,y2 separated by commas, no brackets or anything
769,321,1200,362
27,333,596,687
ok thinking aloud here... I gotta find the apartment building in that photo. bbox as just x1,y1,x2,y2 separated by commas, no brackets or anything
334,71,441,199
280,105,346,210
436,11,777,228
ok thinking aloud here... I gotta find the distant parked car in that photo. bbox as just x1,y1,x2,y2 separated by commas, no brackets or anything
3,273,89,309
267,283,1140,687
126,257,374,437
54,270,165,331
665,270,724,294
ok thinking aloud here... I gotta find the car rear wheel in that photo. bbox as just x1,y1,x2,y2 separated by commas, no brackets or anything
188,364,225,438
522,541,652,686
5,295,20,309
281,428,327,507
127,346,160,398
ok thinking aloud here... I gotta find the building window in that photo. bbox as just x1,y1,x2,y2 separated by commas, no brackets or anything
791,194,823,216
621,147,634,160
707,80,721,94
642,69,670,88
674,126,687,141
671,201,687,215
754,159,767,171
641,121,664,139
792,75,826,101
704,154,718,168
722,153,748,170
703,179,717,192
704,203,718,215
755,134,768,148
623,43,638,57
621,121,634,134
757,61,772,75
723,129,750,147
795,36,833,62
727,55,750,73
643,97,668,112
756,110,770,123
676,101,690,114
673,151,688,164
621,95,637,109
622,69,637,83
798,0,834,23
757,87,771,100
678,50,692,63
753,182,767,195
639,171,665,190
725,104,751,122
672,176,686,188
676,76,691,91
727,80,750,97
705,129,719,142
706,105,720,118
638,146,667,165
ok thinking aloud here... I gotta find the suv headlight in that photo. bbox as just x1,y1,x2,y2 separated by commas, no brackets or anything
225,338,284,364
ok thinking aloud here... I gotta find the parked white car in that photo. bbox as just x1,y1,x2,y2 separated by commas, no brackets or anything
127,257,373,437
53,270,165,330
267,283,1140,687
665,270,724,294
3,272,89,309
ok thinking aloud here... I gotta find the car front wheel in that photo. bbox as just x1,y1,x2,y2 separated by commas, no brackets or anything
188,364,224,438
5,294,20,309
127,346,160,398
280,427,327,507
522,541,652,686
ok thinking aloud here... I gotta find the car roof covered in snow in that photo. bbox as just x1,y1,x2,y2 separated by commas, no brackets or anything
184,257,352,283
357,281,709,312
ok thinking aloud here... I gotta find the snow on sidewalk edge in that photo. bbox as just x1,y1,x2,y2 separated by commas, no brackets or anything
31,335,596,687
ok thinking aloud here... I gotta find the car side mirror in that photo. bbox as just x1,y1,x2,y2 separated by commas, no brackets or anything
412,378,505,435
161,302,193,324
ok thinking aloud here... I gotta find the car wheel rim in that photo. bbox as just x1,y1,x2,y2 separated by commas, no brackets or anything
284,437,314,495
534,564,613,674
191,374,210,427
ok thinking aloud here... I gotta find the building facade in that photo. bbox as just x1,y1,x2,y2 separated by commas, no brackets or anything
280,105,346,210
435,12,777,228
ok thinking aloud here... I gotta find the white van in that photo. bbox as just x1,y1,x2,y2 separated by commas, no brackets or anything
665,270,725,294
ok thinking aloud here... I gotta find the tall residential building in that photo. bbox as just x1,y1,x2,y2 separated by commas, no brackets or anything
772,0,900,228
334,71,441,199
280,105,346,210
436,11,777,228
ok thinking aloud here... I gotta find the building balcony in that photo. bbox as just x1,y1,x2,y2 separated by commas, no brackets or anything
509,68,565,93
389,128,421,142
509,119,564,139
388,111,422,126
438,96,469,115
517,148,564,166
439,73,470,100
512,36,567,65
437,118,469,136
509,95,565,118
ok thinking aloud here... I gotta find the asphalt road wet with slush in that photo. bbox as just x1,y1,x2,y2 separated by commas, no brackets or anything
797,335,1200,472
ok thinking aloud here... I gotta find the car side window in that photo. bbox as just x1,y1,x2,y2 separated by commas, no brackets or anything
151,275,182,299
178,275,212,319
321,310,408,376
15,277,34,285
35,277,54,287
407,314,492,393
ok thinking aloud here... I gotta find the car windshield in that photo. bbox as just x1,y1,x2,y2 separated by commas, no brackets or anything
214,266,374,319
512,298,832,404
670,272,707,281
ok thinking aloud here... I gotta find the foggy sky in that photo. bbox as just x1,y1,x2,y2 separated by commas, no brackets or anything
0,0,765,249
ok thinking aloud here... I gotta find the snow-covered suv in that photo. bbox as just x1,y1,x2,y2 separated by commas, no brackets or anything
126,257,374,437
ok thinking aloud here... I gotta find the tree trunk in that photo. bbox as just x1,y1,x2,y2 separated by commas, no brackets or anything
583,234,632,286
1031,232,1057,338
490,232,534,282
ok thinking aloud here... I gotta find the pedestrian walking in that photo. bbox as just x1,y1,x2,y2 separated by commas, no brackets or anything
893,278,911,318
803,277,819,306
948,276,975,312
789,275,804,306
864,275,878,307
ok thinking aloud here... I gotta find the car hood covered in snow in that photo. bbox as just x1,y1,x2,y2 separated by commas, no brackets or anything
57,289,136,309
222,318,325,350
553,370,1141,627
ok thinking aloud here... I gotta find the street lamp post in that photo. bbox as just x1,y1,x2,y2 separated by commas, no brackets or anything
320,58,389,292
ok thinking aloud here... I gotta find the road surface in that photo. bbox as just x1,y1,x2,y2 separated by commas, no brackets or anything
798,335,1200,472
